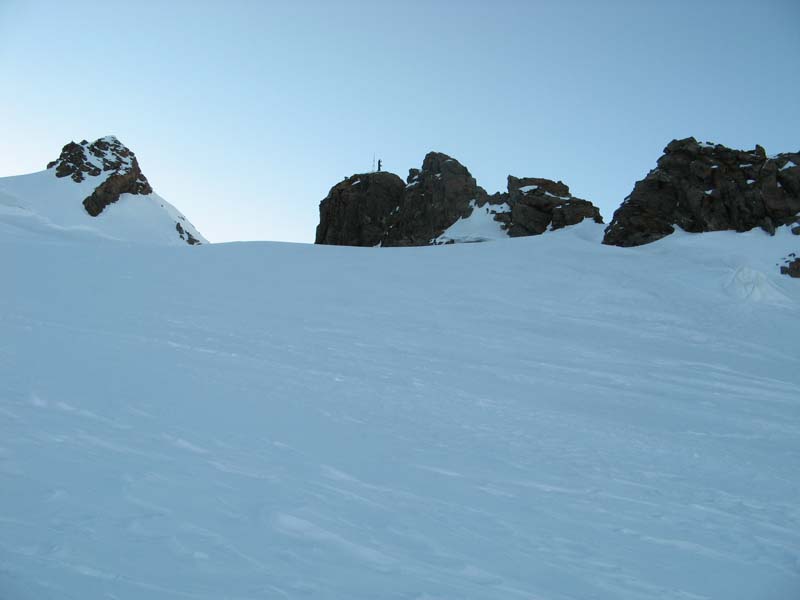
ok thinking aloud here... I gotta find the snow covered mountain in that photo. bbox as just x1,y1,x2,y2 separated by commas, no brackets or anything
0,136,205,246
2,207,799,599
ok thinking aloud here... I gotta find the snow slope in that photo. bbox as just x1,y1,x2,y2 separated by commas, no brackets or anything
1,222,799,599
433,201,511,244
0,164,206,246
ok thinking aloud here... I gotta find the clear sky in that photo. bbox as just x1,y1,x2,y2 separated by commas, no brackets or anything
2,0,799,243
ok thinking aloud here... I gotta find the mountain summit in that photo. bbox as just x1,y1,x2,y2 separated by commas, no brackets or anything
0,136,206,245
47,136,154,217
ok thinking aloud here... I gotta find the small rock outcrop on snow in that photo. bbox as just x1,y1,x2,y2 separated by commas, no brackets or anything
503,176,603,237
780,254,800,278
0,136,205,246
603,137,800,247
316,152,603,247
48,136,154,217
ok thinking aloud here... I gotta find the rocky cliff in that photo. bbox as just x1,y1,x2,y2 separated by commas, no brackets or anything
603,138,800,247
316,152,603,247
315,172,405,246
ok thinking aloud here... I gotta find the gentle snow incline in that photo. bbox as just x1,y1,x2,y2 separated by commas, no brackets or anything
0,168,206,246
1,222,799,599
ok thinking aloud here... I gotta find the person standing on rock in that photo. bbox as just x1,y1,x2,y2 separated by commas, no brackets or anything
377,159,382,172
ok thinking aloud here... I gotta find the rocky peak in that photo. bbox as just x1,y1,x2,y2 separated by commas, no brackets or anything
48,136,150,188
405,152,487,203
382,152,490,247
603,137,800,247
47,136,154,217
316,152,603,247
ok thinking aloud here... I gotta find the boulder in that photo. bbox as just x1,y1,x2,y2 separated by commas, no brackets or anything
603,138,800,247
780,255,800,278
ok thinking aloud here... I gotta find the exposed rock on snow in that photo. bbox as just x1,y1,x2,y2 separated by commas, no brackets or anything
0,136,206,246
780,253,800,277
505,176,603,236
48,136,154,217
382,152,494,247
315,171,405,246
603,137,800,247
316,153,603,247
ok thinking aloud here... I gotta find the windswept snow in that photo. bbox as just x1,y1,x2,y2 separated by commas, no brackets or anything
1,222,799,599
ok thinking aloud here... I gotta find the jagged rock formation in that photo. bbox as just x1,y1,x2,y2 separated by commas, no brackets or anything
316,152,603,247
603,138,800,247
504,176,603,237
48,136,153,217
383,152,494,246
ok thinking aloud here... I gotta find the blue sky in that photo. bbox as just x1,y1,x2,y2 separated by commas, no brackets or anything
2,0,799,243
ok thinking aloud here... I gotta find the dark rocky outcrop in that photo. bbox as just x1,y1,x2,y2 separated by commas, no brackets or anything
176,221,201,246
603,138,800,247
505,176,603,237
315,172,405,246
781,258,800,277
382,152,494,247
316,152,603,247
46,136,202,245
780,253,800,277
48,136,153,217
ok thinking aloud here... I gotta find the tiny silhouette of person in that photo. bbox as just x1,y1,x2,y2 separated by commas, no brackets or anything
377,159,382,172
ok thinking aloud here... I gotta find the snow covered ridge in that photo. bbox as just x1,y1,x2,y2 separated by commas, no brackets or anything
0,136,206,246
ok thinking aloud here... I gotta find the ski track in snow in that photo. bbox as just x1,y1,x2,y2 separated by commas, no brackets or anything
1,222,799,599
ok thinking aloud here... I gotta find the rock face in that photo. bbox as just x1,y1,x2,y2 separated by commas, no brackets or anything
505,176,603,237
315,172,405,246
603,138,800,247
316,152,603,247
382,152,493,247
48,136,154,217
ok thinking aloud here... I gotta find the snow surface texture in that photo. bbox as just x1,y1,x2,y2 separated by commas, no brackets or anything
1,221,800,599
433,201,511,244
0,166,206,246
